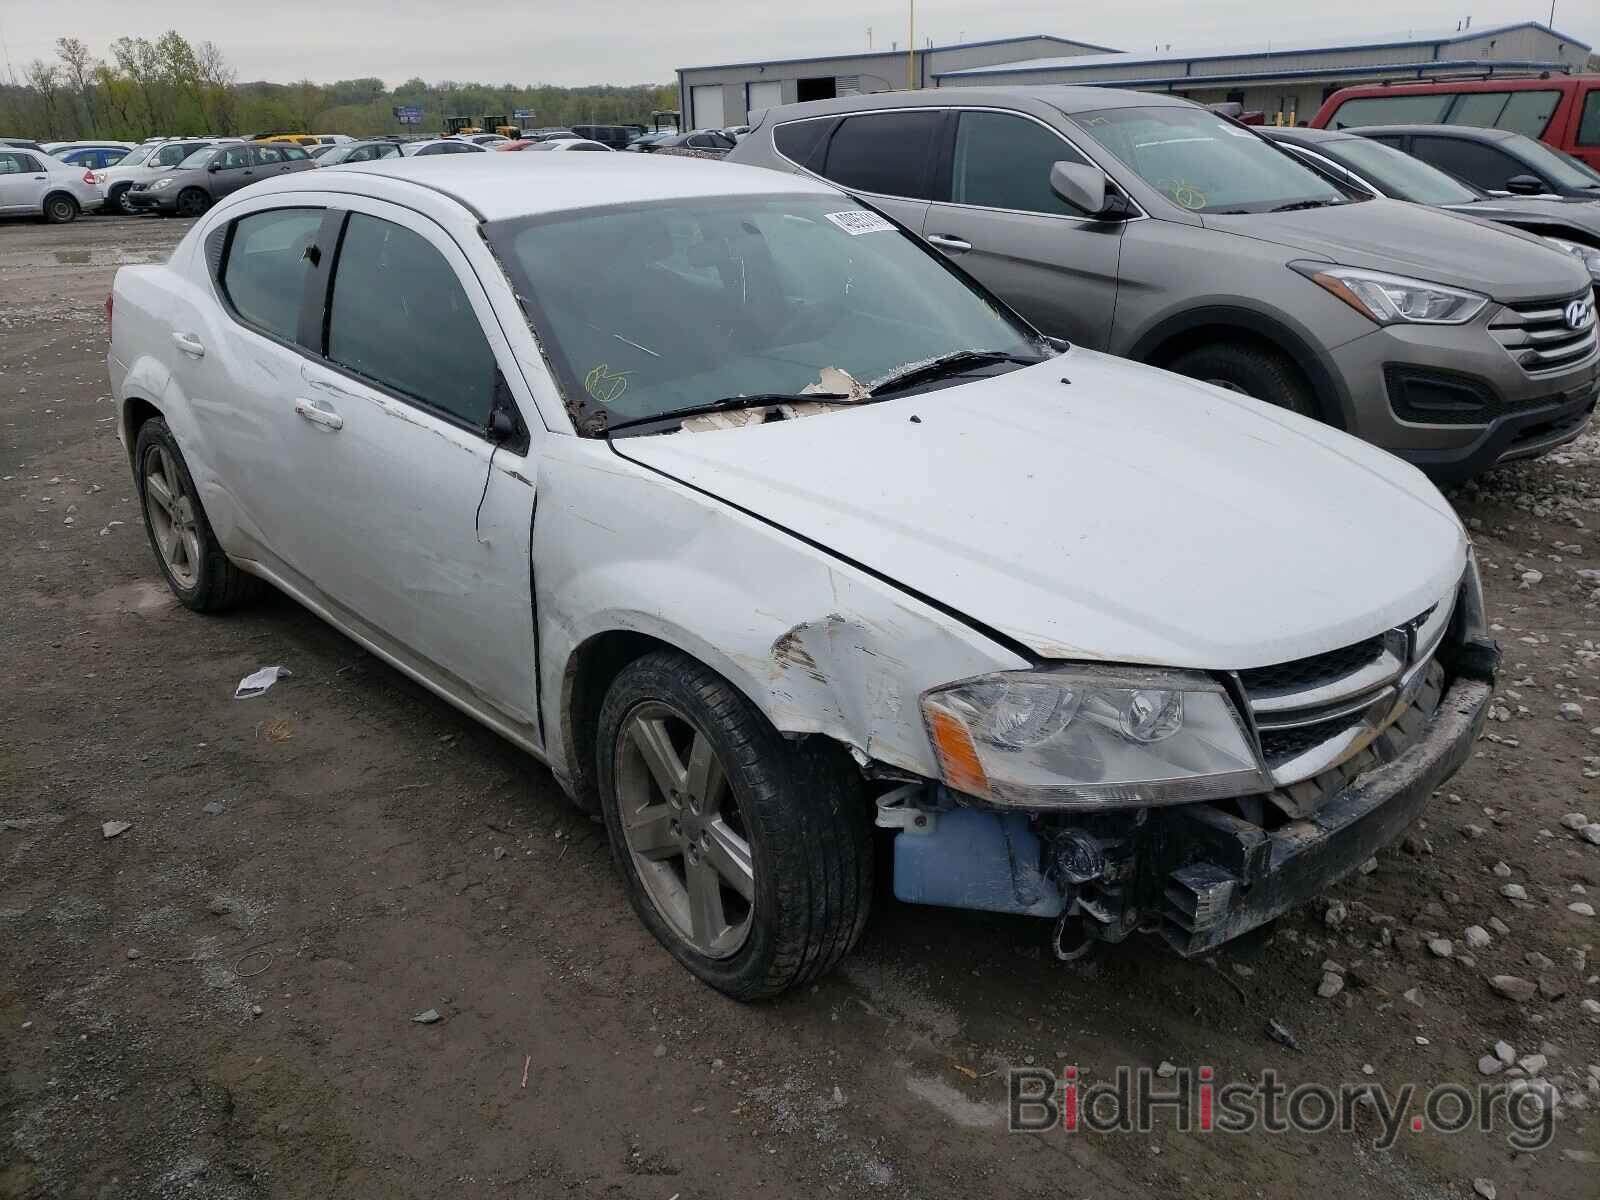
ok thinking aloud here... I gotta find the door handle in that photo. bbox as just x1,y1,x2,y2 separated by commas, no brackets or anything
294,397,344,431
170,331,205,357
926,234,973,253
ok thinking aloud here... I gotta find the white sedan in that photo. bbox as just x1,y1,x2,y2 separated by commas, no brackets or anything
0,146,100,222
398,138,491,156
106,154,1493,997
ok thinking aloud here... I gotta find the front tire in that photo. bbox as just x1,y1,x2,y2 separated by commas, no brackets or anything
134,418,258,612
596,650,872,1000
109,184,134,215
175,188,210,218
43,193,79,224
1167,342,1317,418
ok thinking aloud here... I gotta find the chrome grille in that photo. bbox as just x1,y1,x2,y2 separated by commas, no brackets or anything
1489,294,1598,375
1238,601,1452,788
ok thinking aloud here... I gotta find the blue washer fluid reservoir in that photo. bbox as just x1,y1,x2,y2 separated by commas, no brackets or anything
891,808,1066,918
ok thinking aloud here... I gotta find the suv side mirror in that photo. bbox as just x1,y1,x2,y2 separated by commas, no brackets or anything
1504,174,1543,195
207,161,222,173
1049,161,1133,219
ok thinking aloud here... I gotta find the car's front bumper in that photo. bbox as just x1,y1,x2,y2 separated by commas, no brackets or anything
1332,314,1598,483
1160,652,1494,955
123,189,175,212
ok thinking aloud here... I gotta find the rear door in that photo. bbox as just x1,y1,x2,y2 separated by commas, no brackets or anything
921,108,1124,349
806,108,943,230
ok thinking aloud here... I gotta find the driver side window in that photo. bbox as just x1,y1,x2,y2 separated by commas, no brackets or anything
951,111,1088,215
219,146,253,170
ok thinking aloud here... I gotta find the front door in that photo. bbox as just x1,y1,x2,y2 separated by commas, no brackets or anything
206,143,258,200
921,110,1124,350
0,151,48,214
274,203,541,730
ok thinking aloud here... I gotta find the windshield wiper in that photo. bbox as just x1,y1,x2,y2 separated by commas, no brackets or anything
602,392,848,435
869,349,1045,397
1271,198,1344,212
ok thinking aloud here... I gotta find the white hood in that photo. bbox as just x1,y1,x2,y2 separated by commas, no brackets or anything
611,349,1467,670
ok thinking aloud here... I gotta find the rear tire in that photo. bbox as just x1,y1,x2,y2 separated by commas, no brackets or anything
134,418,259,613
596,650,872,1000
1167,342,1317,418
43,193,79,224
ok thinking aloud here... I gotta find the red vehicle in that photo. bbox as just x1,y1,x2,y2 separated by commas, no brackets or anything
1310,74,1600,172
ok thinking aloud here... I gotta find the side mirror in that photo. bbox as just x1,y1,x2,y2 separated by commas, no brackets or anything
1050,161,1131,219
207,162,222,173
1504,174,1543,195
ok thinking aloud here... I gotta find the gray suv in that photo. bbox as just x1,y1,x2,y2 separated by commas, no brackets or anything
730,87,1599,482
125,141,317,218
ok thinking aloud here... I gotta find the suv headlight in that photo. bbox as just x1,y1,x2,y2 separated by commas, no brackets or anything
150,177,175,191
921,666,1269,809
1543,236,1600,280
1293,263,1488,325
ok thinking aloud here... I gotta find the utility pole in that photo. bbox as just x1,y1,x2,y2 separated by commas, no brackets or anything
907,0,915,89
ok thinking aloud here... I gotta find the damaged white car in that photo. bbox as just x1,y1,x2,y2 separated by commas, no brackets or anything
108,154,1498,999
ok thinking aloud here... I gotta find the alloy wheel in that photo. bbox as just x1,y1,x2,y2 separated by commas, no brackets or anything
614,701,755,958
141,445,202,589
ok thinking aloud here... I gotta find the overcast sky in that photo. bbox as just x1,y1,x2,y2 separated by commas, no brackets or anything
1,0,1594,86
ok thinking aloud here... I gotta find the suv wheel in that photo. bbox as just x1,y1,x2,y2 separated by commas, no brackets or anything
1168,343,1316,418
596,650,872,999
109,184,135,215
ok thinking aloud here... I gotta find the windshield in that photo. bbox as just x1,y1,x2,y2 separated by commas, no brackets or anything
176,146,218,170
1073,106,1352,214
1506,134,1600,189
487,194,1042,430
1323,136,1481,205
117,144,154,166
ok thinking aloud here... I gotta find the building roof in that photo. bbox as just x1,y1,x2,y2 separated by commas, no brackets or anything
680,33,1119,75
298,153,839,222
934,21,1592,79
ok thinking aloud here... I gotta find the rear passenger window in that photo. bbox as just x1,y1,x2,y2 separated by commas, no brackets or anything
819,111,941,199
773,119,831,169
326,214,496,429
221,208,324,341
951,111,1088,215
1445,90,1559,138
256,146,285,164
1410,136,1525,192
1326,94,1451,128
1577,92,1600,147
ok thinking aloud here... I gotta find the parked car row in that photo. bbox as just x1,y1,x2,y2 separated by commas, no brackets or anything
727,86,1598,483
109,143,1504,997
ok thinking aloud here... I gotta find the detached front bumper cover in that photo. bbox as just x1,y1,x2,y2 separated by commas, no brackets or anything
1161,652,1493,955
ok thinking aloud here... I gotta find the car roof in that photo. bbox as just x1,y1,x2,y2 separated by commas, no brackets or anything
269,154,839,221
1259,126,1354,145
1343,124,1519,143
758,85,1195,124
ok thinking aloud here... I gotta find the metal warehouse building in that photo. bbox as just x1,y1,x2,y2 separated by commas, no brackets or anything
678,21,1591,129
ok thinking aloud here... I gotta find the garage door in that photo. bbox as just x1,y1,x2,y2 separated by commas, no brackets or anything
747,81,783,116
692,85,725,130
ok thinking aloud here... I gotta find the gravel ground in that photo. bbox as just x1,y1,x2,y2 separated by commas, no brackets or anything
1,213,1597,1199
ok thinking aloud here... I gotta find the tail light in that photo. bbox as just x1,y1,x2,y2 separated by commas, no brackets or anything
105,292,114,338
83,169,96,186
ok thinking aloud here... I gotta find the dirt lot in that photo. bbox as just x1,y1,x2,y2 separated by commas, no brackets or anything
2,213,1597,1200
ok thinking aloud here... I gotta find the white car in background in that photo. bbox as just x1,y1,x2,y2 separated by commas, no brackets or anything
95,139,225,214
106,155,1496,999
399,139,492,156
0,145,100,222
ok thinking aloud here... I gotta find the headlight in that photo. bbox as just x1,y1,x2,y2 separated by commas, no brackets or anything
921,666,1269,809
1543,236,1600,279
151,178,175,191
1293,263,1488,325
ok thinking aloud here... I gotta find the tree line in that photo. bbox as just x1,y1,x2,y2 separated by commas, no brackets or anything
0,32,679,140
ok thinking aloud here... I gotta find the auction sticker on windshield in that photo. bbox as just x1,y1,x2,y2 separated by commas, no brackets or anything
825,210,895,235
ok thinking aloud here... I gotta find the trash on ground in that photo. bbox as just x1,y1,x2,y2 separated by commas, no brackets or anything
412,1008,441,1024
235,666,291,700
101,820,132,840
